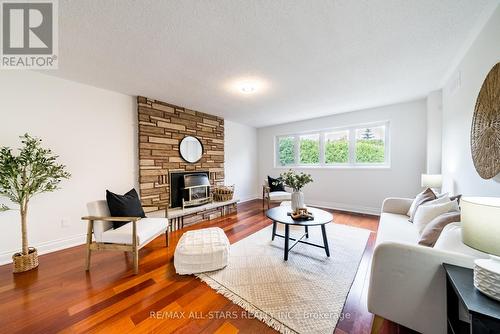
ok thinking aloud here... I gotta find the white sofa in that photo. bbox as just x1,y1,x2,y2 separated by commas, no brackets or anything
368,197,489,334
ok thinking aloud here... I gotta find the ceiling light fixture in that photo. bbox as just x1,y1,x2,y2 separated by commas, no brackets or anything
240,84,256,94
226,77,269,96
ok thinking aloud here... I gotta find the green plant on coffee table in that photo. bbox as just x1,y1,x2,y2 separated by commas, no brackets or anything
275,169,313,192
0,134,70,257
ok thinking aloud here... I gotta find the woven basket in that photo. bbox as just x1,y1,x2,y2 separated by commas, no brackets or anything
12,247,39,273
213,185,234,202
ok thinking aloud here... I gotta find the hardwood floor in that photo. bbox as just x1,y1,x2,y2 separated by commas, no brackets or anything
0,200,416,334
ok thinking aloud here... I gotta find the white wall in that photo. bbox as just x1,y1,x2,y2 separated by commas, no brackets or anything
0,72,260,264
441,6,500,195
257,100,427,215
224,120,259,201
0,71,137,264
426,90,443,174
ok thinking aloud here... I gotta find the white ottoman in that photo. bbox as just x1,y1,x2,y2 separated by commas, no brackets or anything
174,227,230,275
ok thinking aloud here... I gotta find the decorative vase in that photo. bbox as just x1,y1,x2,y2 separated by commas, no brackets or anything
12,247,39,273
291,191,305,212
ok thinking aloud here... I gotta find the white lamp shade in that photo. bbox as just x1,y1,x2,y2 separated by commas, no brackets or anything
462,197,500,256
421,174,442,188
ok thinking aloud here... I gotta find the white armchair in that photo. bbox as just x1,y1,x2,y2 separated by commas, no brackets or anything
262,179,291,209
82,200,169,274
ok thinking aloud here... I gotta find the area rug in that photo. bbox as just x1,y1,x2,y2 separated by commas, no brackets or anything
196,223,371,334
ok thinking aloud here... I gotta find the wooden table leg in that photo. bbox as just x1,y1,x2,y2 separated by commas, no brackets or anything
85,220,93,271
284,224,290,261
272,221,277,240
321,224,330,257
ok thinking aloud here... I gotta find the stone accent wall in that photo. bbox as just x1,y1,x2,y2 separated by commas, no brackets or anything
137,96,224,212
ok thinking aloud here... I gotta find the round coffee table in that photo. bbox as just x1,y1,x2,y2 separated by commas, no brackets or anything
266,206,333,261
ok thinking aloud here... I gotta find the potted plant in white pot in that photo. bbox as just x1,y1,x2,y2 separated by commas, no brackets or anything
276,170,313,212
0,134,70,273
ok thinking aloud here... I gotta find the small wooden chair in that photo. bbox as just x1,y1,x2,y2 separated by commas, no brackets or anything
262,179,291,210
82,200,169,274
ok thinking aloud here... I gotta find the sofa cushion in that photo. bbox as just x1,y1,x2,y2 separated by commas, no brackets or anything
413,200,459,234
407,188,436,222
424,195,451,206
100,218,168,245
376,213,419,246
418,211,461,247
269,191,291,201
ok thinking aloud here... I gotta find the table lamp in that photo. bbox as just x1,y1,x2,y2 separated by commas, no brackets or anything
421,174,442,192
462,197,500,301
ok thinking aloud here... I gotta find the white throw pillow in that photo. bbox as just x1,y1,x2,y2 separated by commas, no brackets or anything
406,192,449,216
413,200,459,235
423,195,451,206
406,188,437,217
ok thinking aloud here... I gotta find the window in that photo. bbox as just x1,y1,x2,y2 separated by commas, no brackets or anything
275,122,389,168
325,130,349,164
355,126,385,163
277,136,295,166
299,134,320,164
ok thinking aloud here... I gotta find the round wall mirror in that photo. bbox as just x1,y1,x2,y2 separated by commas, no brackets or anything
179,136,203,163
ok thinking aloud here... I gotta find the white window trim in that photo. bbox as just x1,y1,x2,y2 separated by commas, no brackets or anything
274,121,391,169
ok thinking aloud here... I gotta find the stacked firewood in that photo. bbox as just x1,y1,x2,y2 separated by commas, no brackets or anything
213,185,234,202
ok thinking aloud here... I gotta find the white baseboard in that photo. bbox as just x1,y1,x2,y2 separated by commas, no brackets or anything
238,195,260,203
305,200,380,216
0,233,87,265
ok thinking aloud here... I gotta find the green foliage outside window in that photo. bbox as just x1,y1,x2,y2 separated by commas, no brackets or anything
278,137,295,165
325,140,348,163
278,129,386,166
356,139,385,163
299,138,319,164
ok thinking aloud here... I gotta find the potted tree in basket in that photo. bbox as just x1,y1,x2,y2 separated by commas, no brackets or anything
276,170,313,212
0,134,70,273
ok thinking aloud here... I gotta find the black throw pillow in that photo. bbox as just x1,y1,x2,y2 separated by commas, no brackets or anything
106,189,146,229
268,176,285,192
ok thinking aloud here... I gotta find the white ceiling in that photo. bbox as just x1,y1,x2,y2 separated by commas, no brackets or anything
50,0,497,127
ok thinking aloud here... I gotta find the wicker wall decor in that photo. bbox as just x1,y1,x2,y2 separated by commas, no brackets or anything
471,62,500,179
